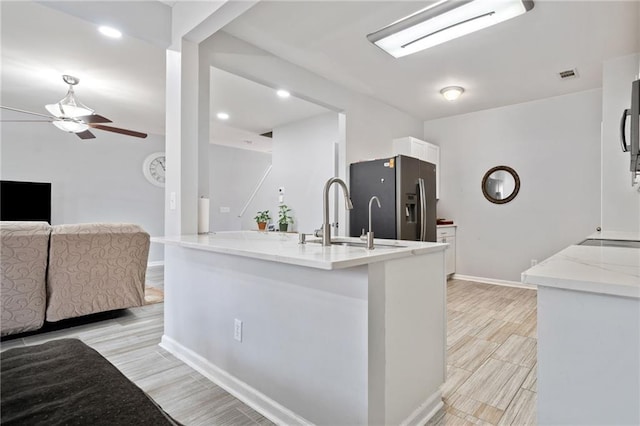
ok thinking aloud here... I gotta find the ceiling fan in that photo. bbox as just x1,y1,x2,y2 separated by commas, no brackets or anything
0,75,147,140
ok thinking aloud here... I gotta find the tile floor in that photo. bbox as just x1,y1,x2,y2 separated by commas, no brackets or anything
429,279,537,425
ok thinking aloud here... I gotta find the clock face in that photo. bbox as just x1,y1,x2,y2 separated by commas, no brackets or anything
143,152,166,187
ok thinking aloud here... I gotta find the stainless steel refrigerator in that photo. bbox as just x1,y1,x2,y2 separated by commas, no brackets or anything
349,155,436,242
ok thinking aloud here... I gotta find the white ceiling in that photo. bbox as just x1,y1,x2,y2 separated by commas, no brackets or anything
222,1,640,121
1,1,639,141
209,66,331,151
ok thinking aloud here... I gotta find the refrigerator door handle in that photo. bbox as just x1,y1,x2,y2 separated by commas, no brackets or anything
620,108,630,152
418,178,427,241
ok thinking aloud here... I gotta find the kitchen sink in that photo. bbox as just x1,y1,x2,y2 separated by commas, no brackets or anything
307,240,408,249
578,239,640,249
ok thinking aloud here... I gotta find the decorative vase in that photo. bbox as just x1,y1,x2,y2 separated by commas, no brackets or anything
279,223,288,232
258,222,267,231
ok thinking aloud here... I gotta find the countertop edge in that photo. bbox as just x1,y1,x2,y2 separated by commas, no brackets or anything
522,272,640,299
154,235,446,270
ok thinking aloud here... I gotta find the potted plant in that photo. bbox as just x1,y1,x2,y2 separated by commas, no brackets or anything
278,204,294,232
254,210,271,231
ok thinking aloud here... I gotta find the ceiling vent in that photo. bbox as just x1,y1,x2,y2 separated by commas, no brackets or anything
558,68,579,80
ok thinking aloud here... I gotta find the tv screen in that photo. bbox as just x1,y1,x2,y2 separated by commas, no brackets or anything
0,180,51,224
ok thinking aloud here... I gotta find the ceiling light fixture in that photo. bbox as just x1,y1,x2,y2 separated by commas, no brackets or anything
52,120,90,133
440,86,464,101
276,89,290,98
367,0,534,58
217,112,230,120
45,75,94,118
98,25,122,39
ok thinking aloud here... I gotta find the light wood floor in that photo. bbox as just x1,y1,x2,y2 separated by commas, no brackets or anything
430,279,537,425
1,275,537,426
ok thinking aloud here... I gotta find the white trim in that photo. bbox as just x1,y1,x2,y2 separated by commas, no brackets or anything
147,261,164,269
400,391,443,426
452,274,537,290
160,335,312,426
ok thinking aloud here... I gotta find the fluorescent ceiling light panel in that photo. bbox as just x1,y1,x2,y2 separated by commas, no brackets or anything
98,25,122,39
368,0,534,58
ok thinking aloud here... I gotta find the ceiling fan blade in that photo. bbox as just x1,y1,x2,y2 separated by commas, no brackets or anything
76,130,96,140
76,114,112,124
0,119,53,122
89,124,147,139
1,105,57,120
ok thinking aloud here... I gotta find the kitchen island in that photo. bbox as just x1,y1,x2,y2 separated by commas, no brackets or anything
154,231,447,425
522,231,640,425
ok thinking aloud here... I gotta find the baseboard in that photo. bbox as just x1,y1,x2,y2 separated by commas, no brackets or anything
160,335,312,426
452,274,536,290
146,261,164,270
400,390,443,426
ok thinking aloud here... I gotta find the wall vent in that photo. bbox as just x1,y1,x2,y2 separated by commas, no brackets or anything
558,68,579,79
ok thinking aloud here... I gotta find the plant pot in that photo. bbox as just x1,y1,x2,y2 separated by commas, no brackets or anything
257,222,267,231
279,223,288,232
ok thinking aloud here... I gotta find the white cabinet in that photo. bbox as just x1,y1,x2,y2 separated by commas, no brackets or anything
392,137,440,199
437,225,456,277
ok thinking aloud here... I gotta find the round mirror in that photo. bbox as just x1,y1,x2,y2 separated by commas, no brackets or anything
481,166,520,204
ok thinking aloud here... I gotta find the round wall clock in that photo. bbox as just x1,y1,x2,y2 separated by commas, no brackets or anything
142,152,166,187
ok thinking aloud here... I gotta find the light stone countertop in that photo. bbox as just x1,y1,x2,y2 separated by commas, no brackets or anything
152,230,447,270
522,230,640,298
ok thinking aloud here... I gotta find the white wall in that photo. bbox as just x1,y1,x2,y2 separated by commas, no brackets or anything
0,124,166,262
208,144,272,231
270,112,338,233
200,32,423,235
208,113,338,233
424,89,602,282
601,53,640,232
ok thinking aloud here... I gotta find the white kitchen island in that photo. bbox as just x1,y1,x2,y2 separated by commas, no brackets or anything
154,231,447,425
522,231,640,425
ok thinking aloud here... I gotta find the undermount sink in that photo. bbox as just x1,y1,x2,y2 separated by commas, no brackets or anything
308,239,408,249
578,239,640,249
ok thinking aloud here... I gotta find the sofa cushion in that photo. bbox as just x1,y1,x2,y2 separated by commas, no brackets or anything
0,221,51,336
46,223,150,322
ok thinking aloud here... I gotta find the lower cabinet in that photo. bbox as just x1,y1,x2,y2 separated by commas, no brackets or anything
437,225,456,277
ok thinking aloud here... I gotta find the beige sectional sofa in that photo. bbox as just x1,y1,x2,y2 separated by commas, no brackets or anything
1,221,150,336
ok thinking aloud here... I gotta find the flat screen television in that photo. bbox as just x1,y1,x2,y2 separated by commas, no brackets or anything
0,180,51,224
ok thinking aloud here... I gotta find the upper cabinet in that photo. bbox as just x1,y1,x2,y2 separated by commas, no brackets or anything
393,137,440,199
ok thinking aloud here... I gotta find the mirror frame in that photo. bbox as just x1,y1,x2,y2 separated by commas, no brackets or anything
481,165,521,204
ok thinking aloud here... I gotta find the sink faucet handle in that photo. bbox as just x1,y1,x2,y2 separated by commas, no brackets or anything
314,225,323,238
360,228,367,241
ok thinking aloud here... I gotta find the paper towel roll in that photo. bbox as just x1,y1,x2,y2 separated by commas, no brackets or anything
198,197,210,234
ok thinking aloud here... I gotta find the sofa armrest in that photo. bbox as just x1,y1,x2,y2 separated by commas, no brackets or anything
46,223,150,322
0,221,51,336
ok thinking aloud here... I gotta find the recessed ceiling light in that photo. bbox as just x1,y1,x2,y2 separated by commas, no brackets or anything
276,89,290,98
98,26,122,39
440,86,464,101
217,112,229,120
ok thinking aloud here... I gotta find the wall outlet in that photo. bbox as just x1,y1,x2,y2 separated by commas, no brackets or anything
220,206,230,213
531,259,538,267
234,319,242,342
169,192,176,210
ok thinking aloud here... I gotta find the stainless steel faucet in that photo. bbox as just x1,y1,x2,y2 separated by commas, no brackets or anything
367,196,381,250
322,177,353,246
